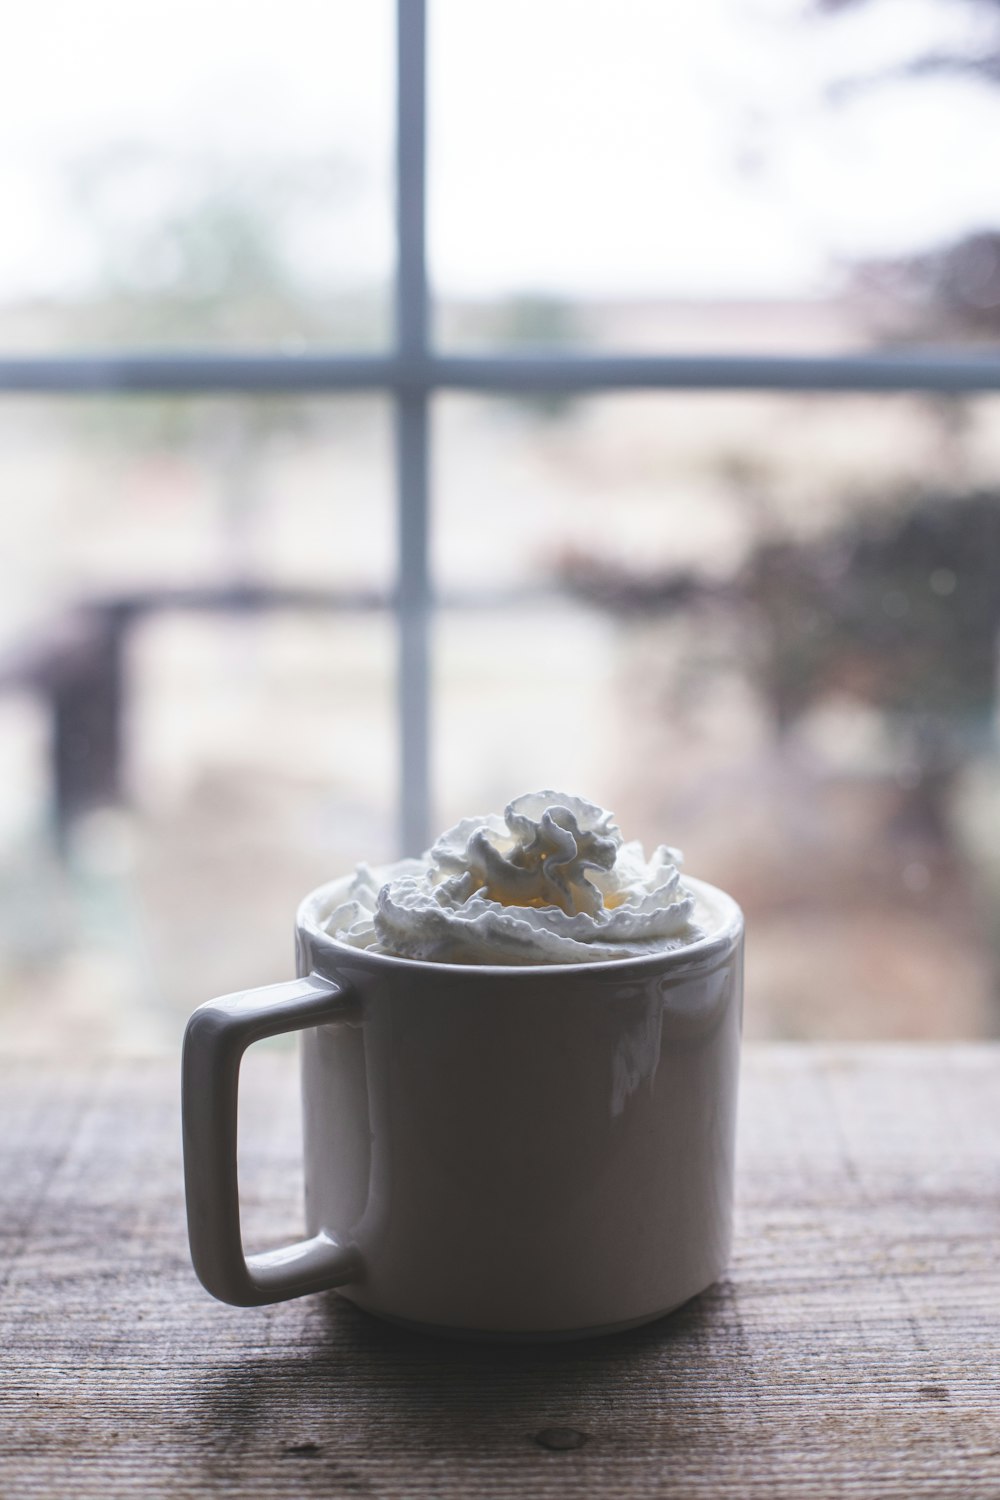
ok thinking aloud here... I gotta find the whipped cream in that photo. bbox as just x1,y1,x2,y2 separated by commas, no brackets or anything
323,791,703,965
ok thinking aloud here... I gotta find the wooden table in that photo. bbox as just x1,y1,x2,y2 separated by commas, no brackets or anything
2,1046,999,1497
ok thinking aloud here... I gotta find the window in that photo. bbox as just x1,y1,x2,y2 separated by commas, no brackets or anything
2,0,999,1044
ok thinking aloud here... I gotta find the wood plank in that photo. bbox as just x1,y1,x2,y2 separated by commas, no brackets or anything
0,1047,998,1498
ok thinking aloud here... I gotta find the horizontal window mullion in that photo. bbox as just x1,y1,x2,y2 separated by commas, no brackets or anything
2,351,1000,395
0,354,395,395
434,352,1000,395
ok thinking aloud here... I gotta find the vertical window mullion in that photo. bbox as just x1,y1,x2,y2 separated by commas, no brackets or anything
395,0,432,854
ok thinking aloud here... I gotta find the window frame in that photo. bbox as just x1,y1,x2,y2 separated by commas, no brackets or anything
2,0,1000,852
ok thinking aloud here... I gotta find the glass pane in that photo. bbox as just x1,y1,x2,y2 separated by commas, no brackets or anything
0,397,395,1050
432,0,1000,352
434,392,1000,1041
0,0,393,351
0,396,393,650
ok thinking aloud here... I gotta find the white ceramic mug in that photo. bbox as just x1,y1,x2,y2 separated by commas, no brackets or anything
182,874,743,1339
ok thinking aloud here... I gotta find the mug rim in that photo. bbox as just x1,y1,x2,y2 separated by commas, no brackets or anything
297,873,743,980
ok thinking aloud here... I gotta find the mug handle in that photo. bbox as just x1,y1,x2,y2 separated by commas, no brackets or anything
182,973,364,1307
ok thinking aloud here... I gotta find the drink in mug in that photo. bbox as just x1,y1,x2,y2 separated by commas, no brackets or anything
182,792,744,1338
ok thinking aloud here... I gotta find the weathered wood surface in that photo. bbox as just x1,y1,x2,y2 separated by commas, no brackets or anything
1,1046,998,1498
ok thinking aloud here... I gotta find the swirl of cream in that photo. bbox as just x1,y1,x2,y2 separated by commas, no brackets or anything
324,791,703,965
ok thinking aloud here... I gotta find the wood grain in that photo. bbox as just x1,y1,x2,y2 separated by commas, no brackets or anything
1,1046,998,1498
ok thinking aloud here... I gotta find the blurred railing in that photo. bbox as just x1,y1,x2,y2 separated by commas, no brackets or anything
0,584,551,845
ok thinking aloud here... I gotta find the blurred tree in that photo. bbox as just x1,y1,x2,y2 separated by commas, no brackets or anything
494,294,582,421
742,492,1000,833
560,489,1000,840
61,144,378,579
816,0,1000,544
818,0,1000,88
852,231,1000,348
68,143,374,348
818,0,1000,345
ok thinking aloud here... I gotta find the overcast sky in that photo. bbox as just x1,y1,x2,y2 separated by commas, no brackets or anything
0,0,997,302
